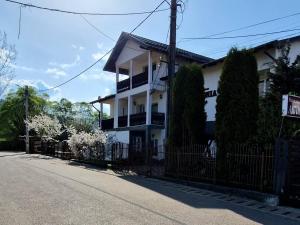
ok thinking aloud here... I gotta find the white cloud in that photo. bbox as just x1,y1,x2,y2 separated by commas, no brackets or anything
10,64,36,72
91,51,110,62
48,54,80,70
97,42,104,49
3,79,62,101
72,44,85,51
79,72,115,82
46,68,67,79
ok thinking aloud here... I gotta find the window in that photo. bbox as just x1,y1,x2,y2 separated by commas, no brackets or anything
258,69,270,96
143,63,156,72
152,103,158,112
138,104,145,113
151,139,158,156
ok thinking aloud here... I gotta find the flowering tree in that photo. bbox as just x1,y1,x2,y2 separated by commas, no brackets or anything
27,114,62,141
68,129,106,158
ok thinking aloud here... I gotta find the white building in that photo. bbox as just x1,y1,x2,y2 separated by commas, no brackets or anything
91,32,300,152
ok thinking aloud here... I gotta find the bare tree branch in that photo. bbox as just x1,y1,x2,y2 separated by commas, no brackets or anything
0,31,16,97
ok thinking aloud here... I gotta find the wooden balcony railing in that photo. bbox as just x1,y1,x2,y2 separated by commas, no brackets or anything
151,112,165,126
118,116,128,127
117,79,130,93
132,71,148,88
130,112,165,126
116,72,149,93
101,113,165,129
130,112,146,126
101,118,114,130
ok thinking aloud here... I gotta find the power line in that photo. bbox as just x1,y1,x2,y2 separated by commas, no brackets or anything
38,0,166,93
178,11,300,42
3,0,169,16
206,32,300,57
80,15,116,42
181,28,300,40
197,23,300,57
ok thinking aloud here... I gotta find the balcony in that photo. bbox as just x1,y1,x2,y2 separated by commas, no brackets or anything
151,112,165,126
101,112,165,130
101,118,114,130
117,71,148,93
130,112,165,126
118,116,128,127
130,112,146,126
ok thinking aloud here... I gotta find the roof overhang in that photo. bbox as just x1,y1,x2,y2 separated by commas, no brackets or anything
90,94,116,104
103,32,214,74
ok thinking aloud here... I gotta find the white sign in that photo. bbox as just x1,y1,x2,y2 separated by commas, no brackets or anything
282,95,300,118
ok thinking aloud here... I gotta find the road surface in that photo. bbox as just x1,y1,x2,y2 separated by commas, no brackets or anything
0,151,299,225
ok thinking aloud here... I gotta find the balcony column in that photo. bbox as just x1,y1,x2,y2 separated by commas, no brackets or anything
129,60,133,89
116,66,119,93
100,102,103,129
148,51,153,85
127,95,132,127
114,97,119,128
146,90,152,125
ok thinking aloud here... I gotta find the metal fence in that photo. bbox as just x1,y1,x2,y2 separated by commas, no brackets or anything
33,139,275,193
165,144,274,192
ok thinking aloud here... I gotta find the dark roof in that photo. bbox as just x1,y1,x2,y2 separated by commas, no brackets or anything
203,35,300,68
90,94,115,104
103,32,214,73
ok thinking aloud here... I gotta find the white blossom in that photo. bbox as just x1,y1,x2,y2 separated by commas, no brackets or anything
26,113,62,141
68,128,106,158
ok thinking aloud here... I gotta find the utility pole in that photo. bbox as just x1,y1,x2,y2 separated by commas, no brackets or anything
166,0,177,140
25,85,29,154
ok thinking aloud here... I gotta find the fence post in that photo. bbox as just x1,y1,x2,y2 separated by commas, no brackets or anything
273,138,289,195
260,151,265,191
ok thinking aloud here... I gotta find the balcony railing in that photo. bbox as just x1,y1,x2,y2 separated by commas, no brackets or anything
132,71,148,88
101,113,165,129
117,72,149,93
151,112,165,126
130,112,165,126
101,118,114,130
130,112,146,126
117,79,130,93
118,116,128,127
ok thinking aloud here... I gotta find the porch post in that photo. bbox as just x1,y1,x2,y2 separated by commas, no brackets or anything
130,60,133,90
146,90,152,125
114,97,119,128
148,51,152,84
100,102,103,129
116,66,120,93
128,95,132,127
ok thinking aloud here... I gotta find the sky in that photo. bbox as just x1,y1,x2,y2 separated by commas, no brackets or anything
1,0,300,103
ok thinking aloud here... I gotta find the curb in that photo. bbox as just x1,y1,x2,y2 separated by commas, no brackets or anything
152,176,279,206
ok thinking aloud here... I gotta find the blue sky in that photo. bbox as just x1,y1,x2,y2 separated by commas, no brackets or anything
1,0,300,103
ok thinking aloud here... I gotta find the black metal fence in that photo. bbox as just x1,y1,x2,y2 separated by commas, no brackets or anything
164,144,274,193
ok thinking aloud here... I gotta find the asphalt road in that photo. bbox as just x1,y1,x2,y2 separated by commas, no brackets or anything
0,151,299,225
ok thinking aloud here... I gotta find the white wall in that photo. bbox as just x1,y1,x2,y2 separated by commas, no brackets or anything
203,64,222,121
106,130,130,144
202,41,300,122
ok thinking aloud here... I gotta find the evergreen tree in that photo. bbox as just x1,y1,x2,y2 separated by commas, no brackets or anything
215,48,259,171
183,64,207,144
170,64,206,146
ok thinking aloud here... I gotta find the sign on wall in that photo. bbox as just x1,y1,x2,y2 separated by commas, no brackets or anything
282,95,300,118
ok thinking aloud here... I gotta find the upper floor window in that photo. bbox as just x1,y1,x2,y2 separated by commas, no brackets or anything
258,69,270,96
138,104,145,113
151,103,158,112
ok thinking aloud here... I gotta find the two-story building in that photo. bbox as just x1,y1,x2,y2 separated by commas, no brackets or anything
91,32,300,155
90,32,212,155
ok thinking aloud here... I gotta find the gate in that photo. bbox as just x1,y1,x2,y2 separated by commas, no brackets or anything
283,138,300,206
